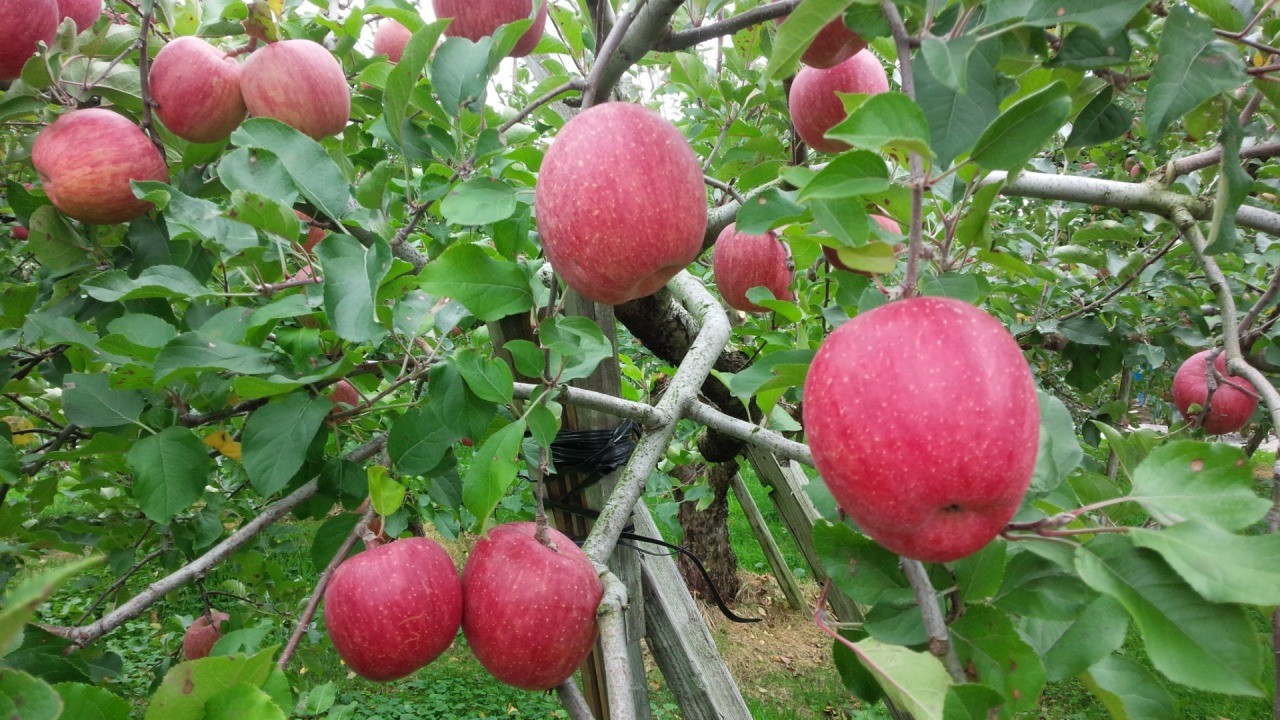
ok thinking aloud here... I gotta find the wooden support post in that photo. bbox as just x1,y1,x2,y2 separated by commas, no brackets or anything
631,504,753,720
729,472,805,611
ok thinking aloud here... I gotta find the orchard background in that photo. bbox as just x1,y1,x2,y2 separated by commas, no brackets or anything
3,0,1280,719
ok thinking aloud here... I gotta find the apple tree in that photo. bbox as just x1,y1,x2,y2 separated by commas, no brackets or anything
2,0,1280,719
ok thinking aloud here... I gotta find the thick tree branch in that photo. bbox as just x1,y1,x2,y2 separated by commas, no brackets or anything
1164,140,1280,179
513,382,670,428
557,679,599,720
653,0,800,52
901,559,965,683
590,0,685,103
595,566,634,720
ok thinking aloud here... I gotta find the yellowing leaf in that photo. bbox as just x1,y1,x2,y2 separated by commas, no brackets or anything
4,416,37,446
203,430,243,462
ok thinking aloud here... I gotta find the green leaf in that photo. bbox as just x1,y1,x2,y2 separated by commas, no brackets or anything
1205,113,1250,255
0,557,101,657
766,0,852,80
995,550,1099,621
316,234,392,344
204,683,287,720
127,427,213,524
811,199,869,247
540,316,614,384
83,265,214,303
918,36,976,94
735,188,806,235
367,465,405,517
832,628,885,705
462,420,526,531
419,244,534,322
1020,595,1128,681
440,178,518,226
842,636,953,720
971,81,1071,171
1065,87,1134,148
950,605,1045,716
828,241,896,274
1129,441,1269,530
827,93,932,157
942,684,1003,720
1081,654,1175,720
385,21,447,146
132,181,259,253
230,119,351,222
0,670,61,720
456,350,515,403
914,39,1007,168
310,514,362,573
144,648,281,720
953,542,1007,604
1143,6,1247,140
797,151,891,202
1075,535,1265,697
504,339,545,379
154,334,280,383
62,373,145,429
25,206,88,272
955,181,1002,251
811,521,907,606
1052,27,1132,70
1029,392,1081,494
1024,0,1149,37
53,683,131,720
242,394,332,496
431,36,492,115
388,403,464,476
1131,520,1280,605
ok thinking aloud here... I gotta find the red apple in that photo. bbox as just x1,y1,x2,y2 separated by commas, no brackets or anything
149,37,247,144
324,537,463,681
373,19,412,63
329,379,360,411
536,102,707,305
1172,350,1258,435
803,297,1039,563
240,39,351,140
462,522,602,690
788,49,889,153
775,6,867,69
56,0,101,31
712,223,794,313
10,225,29,240
0,0,59,80
295,210,326,253
823,214,901,273
181,610,230,660
432,0,547,58
32,108,168,225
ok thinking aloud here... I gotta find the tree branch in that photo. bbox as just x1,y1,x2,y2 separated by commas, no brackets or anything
595,565,634,720
590,0,685,103
901,559,965,683
653,0,800,52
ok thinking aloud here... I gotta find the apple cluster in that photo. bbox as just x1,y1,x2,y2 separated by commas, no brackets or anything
322,523,602,689
0,0,103,81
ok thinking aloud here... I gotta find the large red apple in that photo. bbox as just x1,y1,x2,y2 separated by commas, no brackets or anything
432,0,547,58
32,108,168,225
181,610,230,660
324,537,463,681
1172,350,1258,435
788,49,889,153
0,0,59,80
240,39,350,140
775,6,867,69
373,19,412,63
462,522,602,690
536,102,707,305
56,0,101,31
824,213,901,273
150,36,247,144
803,297,1040,563
712,223,793,313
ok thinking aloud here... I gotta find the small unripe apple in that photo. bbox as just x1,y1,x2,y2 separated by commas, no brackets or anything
324,537,463,681
462,522,602,690
56,0,101,31
181,610,230,660
0,0,60,80
823,214,901,273
775,6,867,69
1172,350,1258,435
788,49,889,153
32,108,169,225
241,39,351,140
373,19,412,63
536,102,707,305
150,36,247,144
295,210,326,253
803,297,1039,563
712,223,793,313
432,0,547,58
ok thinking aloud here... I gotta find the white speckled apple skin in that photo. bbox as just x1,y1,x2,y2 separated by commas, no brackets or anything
802,297,1040,563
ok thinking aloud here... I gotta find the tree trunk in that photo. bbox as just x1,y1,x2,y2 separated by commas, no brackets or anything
674,461,740,602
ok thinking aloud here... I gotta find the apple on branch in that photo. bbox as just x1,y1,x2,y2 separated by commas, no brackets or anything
803,297,1040,563
56,0,101,32
0,0,60,80
432,0,547,58
462,522,603,690
774,3,867,69
295,210,327,254
181,610,230,660
788,49,889,153
150,36,248,144
241,39,351,140
1172,349,1259,435
536,102,707,305
712,223,794,313
32,108,169,225
373,19,412,63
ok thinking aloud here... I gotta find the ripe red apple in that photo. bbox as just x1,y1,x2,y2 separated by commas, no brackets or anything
240,39,351,140
324,537,463,681
329,379,360,411
181,610,230,660
788,49,889,153
536,102,707,305
295,210,326,253
373,19,412,63
803,297,1039,563
1172,350,1258,435
56,0,101,31
712,223,793,313
462,522,602,690
824,214,901,273
32,108,168,225
775,6,867,69
10,225,29,240
432,0,547,58
0,0,59,80
149,37,247,144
